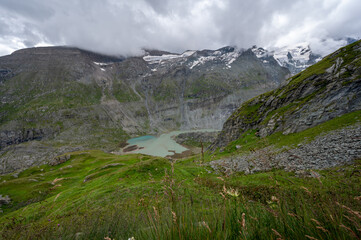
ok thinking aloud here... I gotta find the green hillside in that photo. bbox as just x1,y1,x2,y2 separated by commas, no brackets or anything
1,108,360,239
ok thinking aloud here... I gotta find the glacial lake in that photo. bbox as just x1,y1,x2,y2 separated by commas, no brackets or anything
125,129,217,157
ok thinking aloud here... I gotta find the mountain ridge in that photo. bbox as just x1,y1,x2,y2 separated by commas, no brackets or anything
0,44,289,173
210,39,361,151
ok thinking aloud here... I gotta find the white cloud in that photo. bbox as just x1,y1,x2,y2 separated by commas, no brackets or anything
0,0,359,56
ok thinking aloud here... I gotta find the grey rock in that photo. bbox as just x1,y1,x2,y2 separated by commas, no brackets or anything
174,131,219,146
50,154,71,166
210,124,361,174
0,195,11,207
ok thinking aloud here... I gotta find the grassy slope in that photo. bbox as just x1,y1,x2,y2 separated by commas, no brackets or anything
1,109,361,239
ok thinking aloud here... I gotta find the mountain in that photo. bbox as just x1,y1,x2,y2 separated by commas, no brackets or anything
252,43,322,75
211,39,361,151
252,38,360,75
0,45,289,173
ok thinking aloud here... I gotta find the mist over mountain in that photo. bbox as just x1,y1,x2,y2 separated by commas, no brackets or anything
0,0,360,57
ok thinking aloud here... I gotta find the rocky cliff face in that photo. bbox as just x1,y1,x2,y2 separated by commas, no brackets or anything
0,45,289,173
211,40,361,151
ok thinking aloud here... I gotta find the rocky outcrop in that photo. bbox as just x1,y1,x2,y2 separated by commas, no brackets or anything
210,125,361,174
174,131,219,146
210,40,361,151
0,142,81,174
49,154,71,166
0,195,11,207
0,128,59,149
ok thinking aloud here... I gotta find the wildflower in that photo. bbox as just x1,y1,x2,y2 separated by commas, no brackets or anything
287,212,298,218
172,211,177,224
201,221,212,233
316,226,328,233
271,228,283,239
311,218,321,225
128,237,135,240
225,187,239,197
305,235,318,240
153,206,159,222
52,178,64,185
241,213,246,229
301,186,311,195
340,224,359,239
271,196,279,203
219,192,226,200
217,177,225,182
249,215,258,222
54,193,61,202
340,204,361,220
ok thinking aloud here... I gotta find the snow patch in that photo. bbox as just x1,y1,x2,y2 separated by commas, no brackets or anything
188,49,241,69
143,50,196,64
93,62,112,67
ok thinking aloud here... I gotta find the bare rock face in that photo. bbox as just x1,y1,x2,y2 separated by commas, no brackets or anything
0,128,59,149
210,40,361,151
174,131,219,146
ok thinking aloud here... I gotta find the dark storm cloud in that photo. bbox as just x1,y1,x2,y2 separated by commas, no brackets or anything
0,0,360,56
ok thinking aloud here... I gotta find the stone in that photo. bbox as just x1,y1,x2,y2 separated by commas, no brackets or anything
0,195,11,206
49,154,71,166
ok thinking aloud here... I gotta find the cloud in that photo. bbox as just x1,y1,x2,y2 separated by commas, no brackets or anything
0,0,360,57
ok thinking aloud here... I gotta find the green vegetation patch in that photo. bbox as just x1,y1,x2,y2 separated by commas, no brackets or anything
0,148,360,239
185,74,231,99
112,80,140,102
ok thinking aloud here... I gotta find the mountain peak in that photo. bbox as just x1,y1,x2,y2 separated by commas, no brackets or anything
211,39,361,151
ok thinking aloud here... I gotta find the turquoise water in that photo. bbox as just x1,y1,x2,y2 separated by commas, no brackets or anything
125,129,216,157
127,135,156,145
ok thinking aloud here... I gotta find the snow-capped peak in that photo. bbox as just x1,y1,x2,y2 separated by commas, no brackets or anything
252,42,322,74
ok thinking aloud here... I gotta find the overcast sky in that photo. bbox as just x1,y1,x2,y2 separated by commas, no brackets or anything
0,0,360,57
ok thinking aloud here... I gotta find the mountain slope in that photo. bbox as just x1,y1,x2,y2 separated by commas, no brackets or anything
211,40,361,151
0,46,289,173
